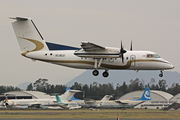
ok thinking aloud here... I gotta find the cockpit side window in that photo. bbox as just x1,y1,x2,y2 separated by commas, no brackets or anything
146,54,161,58
154,54,160,58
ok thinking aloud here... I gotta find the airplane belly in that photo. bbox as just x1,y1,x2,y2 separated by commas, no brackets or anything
51,62,94,69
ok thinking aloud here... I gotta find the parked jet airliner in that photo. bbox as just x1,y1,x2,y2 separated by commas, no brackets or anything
10,17,174,77
2,88,81,109
85,87,151,108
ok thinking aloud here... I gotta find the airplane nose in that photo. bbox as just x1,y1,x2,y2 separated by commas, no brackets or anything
163,59,174,70
169,64,174,69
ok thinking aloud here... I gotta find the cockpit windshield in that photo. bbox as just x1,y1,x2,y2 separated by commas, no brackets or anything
146,54,160,58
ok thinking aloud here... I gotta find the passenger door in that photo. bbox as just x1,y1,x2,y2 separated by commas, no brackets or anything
130,55,136,67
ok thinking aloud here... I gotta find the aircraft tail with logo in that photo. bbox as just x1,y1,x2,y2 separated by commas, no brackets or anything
10,17,80,57
4,96,16,108
55,94,81,109
55,94,68,108
10,17,49,56
134,87,151,101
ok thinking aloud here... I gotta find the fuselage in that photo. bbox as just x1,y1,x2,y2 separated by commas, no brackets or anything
4,98,57,107
24,48,174,71
11,17,174,78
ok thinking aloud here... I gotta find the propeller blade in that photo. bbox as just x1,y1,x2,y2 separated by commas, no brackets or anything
119,41,126,63
122,53,124,63
130,41,132,51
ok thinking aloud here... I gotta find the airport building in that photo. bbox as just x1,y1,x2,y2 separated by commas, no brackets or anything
169,93,180,103
119,90,173,109
0,91,53,101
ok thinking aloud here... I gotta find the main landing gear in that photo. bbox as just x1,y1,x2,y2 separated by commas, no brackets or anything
92,70,109,78
92,70,99,76
102,70,109,77
159,70,163,77
92,58,109,78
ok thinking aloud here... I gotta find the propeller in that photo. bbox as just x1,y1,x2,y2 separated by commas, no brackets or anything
119,41,127,63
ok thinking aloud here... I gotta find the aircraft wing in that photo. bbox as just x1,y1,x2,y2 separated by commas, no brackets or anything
75,42,119,58
115,100,129,104
81,42,106,51
84,99,96,104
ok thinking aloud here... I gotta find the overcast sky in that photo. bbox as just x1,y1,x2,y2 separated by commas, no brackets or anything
0,0,179,86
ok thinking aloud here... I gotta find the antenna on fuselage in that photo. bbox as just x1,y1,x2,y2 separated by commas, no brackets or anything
130,41,132,51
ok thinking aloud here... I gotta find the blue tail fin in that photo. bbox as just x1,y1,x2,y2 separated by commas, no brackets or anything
55,94,61,103
134,87,151,101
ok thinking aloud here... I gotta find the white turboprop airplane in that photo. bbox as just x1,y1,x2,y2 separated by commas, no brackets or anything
10,17,174,78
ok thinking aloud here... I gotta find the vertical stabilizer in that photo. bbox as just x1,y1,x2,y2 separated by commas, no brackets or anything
100,95,113,102
55,94,61,103
134,87,151,101
65,87,82,100
5,96,8,102
60,89,82,101
10,17,49,56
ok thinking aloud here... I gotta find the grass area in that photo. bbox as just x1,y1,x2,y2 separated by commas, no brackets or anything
0,108,180,119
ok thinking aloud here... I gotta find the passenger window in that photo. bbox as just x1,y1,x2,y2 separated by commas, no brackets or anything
147,54,153,58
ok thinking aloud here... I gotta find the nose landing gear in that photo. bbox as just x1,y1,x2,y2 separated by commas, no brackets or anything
159,70,163,77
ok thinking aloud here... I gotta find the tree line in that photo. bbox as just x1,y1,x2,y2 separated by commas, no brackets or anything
1,78,180,100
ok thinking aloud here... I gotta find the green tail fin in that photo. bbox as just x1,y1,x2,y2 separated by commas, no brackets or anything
55,94,61,103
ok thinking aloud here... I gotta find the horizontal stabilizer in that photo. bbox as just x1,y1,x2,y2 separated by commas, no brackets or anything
10,17,29,21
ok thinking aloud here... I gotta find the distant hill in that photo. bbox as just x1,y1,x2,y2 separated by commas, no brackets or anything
65,70,180,87
16,81,31,90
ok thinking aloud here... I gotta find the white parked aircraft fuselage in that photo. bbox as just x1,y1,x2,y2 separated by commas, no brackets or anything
4,98,56,108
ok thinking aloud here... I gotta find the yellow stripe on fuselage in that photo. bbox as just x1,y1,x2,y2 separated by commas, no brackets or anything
33,59,167,69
